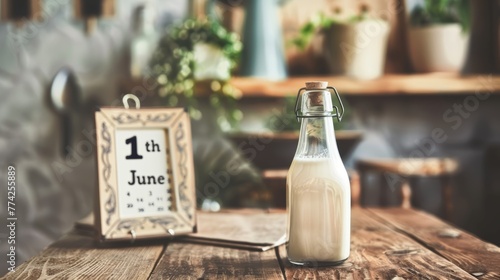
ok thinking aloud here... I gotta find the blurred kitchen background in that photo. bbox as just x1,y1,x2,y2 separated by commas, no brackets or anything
0,0,499,275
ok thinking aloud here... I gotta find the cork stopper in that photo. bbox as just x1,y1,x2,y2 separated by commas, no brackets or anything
296,81,344,121
305,81,328,90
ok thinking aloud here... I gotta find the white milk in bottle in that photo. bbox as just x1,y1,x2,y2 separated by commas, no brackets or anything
286,81,351,266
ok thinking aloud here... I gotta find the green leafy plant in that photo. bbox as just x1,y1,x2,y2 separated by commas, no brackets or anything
291,5,372,51
410,0,471,32
266,96,301,132
150,18,243,131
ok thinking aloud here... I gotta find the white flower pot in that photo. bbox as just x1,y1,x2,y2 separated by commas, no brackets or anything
193,43,231,81
323,20,390,80
408,24,469,72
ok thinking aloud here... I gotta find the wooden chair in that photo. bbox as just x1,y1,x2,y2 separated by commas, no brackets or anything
356,158,458,219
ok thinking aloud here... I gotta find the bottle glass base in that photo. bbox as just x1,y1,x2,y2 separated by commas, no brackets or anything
288,257,348,267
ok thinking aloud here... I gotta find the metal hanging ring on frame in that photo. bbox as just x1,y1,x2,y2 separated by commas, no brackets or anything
122,94,141,109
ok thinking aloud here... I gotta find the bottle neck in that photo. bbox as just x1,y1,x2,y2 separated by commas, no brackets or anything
295,116,340,159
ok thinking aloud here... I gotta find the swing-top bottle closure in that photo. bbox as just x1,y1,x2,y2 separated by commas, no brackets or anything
294,81,344,122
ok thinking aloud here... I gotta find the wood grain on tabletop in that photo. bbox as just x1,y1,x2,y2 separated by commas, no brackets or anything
148,242,283,280
278,208,477,280
370,208,500,279
4,232,164,280
4,208,499,280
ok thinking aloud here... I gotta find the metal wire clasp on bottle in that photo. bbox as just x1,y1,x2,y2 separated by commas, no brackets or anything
293,86,345,122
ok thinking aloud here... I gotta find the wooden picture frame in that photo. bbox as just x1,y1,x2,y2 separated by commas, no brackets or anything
94,107,196,242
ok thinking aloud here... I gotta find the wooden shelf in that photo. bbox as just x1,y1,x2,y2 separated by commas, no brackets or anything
120,73,500,99
230,73,500,98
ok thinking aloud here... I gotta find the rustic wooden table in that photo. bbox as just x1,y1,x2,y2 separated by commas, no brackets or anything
4,208,500,280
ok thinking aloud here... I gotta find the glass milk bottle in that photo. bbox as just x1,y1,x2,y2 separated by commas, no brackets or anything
286,81,351,266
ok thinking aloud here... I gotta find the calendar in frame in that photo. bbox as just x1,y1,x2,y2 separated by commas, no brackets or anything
94,99,196,242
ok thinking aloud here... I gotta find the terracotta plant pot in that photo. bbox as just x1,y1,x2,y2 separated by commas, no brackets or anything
408,23,469,72
323,19,390,80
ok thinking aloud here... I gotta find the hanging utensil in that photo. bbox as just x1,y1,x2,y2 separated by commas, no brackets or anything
48,68,82,157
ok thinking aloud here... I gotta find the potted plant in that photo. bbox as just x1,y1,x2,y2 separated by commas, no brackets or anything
408,0,471,72
292,5,390,80
150,18,243,131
